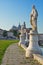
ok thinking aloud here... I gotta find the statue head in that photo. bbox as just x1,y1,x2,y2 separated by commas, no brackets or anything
32,5,35,9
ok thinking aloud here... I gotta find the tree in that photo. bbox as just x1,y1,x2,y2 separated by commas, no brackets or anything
3,30,7,37
13,30,18,36
13,30,21,38
17,32,21,38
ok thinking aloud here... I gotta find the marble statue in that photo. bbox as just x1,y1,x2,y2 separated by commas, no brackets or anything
26,5,42,58
19,25,26,46
21,25,24,35
30,5,38,31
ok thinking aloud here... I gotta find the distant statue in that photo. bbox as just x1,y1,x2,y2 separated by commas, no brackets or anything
21,25,24,35
30,5,38,31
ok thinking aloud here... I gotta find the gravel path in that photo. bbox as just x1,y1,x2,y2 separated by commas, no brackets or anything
1,43,41,65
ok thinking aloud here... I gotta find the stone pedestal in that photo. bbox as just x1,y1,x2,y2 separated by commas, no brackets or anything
25,32,28,42
19,34,26,46
26,30,42,57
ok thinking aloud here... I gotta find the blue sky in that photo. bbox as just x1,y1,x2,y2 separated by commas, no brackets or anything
0,0,43,33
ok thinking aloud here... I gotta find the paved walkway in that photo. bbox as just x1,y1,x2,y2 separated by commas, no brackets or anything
1,43,41,65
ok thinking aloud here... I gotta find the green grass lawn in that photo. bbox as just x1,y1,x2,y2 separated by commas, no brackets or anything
0,40,19,65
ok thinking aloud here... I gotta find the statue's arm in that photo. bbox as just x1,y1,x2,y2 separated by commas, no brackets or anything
30,10,34,25
30,14,32,25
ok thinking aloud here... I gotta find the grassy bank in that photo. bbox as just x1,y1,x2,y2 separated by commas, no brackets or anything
0,40,19,64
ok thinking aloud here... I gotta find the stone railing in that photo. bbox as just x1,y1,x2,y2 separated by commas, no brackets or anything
33,54,43,65
20,44,27,51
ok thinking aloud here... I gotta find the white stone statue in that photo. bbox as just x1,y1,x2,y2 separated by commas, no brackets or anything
21,25,24,35
30,5,38,31
26,5,42,58
19,25,26,46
